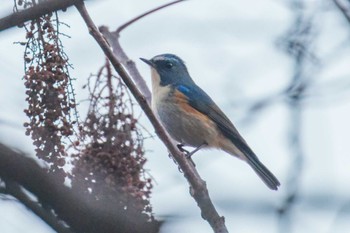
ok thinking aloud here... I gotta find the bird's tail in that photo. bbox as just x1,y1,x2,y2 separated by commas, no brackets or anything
246,157,280,190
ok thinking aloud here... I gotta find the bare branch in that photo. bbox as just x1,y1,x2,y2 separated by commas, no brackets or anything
0,0,85,32
75,2,228,233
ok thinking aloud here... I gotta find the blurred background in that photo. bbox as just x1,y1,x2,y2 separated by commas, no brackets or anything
1,0,350,232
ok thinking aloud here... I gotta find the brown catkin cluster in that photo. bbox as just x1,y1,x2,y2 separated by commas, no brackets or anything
71,61,153,218
17,0,77,180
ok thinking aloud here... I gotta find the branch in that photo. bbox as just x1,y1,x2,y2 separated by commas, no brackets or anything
333,0,350,24
0,0,85,32
0,143,160,233
75,2,228,233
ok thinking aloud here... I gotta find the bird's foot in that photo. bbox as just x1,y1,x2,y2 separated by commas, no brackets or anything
177,144,189,154
177,144,196,167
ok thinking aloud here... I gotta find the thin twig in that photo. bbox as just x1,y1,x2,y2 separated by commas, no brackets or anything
116,0,187,34
75,2,228,233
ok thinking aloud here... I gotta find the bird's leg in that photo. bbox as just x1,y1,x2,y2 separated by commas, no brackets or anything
177,143,196,167
186,143,208,158
177,143,189,154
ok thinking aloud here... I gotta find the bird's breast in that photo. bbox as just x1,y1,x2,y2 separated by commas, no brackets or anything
152,88,221,147
150,69,172,114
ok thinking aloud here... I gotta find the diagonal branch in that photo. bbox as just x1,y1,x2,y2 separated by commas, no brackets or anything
0,0,86,32
75,1,228,233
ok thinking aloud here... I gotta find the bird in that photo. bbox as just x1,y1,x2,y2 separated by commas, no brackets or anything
140,54,280,190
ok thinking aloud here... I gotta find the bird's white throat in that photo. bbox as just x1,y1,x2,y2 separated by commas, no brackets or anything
150,68,171,112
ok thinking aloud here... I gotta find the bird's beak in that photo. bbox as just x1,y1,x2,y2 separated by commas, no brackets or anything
140,58,155,67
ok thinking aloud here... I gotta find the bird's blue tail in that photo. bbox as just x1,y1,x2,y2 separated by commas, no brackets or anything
246,157,280,190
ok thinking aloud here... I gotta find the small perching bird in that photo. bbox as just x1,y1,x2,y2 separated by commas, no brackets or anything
140,54,280,190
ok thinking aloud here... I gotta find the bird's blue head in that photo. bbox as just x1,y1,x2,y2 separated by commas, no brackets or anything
140,54,195,87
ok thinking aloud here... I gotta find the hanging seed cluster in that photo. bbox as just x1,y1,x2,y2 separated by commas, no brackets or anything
16,0,77,180
71,61,153,218
15,0,152,220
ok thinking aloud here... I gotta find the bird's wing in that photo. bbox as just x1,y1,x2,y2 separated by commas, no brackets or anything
176,84,257,158
176,84,280,190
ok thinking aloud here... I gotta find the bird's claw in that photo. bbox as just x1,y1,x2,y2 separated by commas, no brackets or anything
177,144,189,154
177,144,196,167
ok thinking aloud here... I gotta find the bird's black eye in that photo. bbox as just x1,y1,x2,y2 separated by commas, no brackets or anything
165,62,173,69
